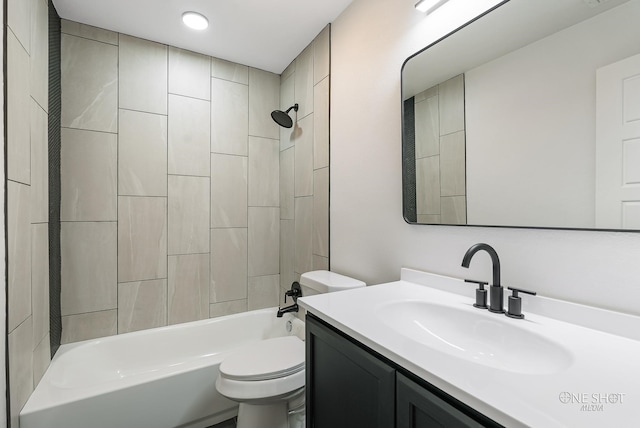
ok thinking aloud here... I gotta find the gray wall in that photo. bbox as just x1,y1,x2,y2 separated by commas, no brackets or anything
58,21,330,343
6,0,51,426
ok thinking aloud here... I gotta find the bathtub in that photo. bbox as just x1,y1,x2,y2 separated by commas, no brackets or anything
20,308,305,428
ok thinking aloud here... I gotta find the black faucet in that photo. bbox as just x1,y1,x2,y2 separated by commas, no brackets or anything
277,282,302,318
461,243,505,314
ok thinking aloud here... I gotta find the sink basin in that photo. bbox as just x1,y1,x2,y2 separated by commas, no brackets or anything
378,300,573,375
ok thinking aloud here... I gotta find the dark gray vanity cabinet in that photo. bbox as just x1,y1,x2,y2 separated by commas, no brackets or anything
306,314,503,428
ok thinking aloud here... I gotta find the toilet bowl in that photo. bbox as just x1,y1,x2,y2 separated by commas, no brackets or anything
215,270,365,428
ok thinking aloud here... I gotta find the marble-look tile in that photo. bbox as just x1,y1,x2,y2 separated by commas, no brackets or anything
33,333,51,387
249,137,279,207
61,34,118,133
61,128,117,221
294,45,314,119
313,168,329,257
118,197,167,282
61,310,117,344
440,131,466,197
248,207,279,277
280,148,294,219
415,94,439,158
168,94,210,177
279,74,296,151
280,220,295,290
32,223,50,346
415,85,438,103
118,279,168,333
209,300,247,318
439,74,465,135
61,222,117,315
8,181,31,332
281,60,295,82
169,47,211,100
418,214,441,224
8,316,33,426
211,78,248,155
212,57,249,84
441,196,467,225
211,154,247,228
313,255,329,271
295,197,313,275
168,175,209,255
7,0,30,52
248,275,280,311
249,68,280,140
31,100,49,223
210,228,247,302
295,114,314,197
119,109,168,196
7,31,31,184
416,156,441,216
61,19,119,45
168,254,209,324
313,25,330,85
314,77,330,169
119,34,168,114
30,0,48,110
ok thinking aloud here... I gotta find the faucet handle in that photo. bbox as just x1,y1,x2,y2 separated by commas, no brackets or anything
506,287,536,319
284,282,302,303
464,279,489,309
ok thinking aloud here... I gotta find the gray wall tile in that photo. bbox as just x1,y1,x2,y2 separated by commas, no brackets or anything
168,175,210,255
61,128,117,221
61,34,118,133
280,220,295,290
210,228,247,302
211,78,248,155
30,0,49,111
416,156,441,216
249,68,280,140
118,279,168,333
169,47,211,100
168,254,210,324
61,310,117,344
441,196,467,225
211,154,247,228
33,334,51,388
314,77,330,169
31,100,49,223
118,197,168,282
212,57,248,84
8,317,33,425
295,197,313,275
294,45,314,119
313,255,329,271
415,93,440,158
248,275,280,310
119,34,168,114
61,222,117,315
295,114,314,197
210,300,247,318
168,94,210,177
7,181,31,332
249,137,279,207
279,74,295,151
440,131,466,197
31,223,50,346
280,147,294,219
313,25,330,85
439,74,465,135
248,207,280,277
119,109,168,196
7,0,30,53
7,31,31,184
61,19,119,45
313,168,329,257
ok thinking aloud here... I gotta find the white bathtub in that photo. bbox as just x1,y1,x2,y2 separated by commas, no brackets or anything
20,308,305,428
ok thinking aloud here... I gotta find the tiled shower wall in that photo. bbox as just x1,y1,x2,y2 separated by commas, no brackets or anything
6,0,51,425
59,21,330,342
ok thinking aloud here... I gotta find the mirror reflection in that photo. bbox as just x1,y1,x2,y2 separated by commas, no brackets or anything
402,0,640,230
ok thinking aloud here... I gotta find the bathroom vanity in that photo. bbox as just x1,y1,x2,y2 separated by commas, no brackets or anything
299,269,640,427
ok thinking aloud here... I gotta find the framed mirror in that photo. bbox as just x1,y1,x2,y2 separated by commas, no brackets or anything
402,0,640,231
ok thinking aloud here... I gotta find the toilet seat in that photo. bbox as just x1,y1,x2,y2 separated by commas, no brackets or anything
219,336,305,381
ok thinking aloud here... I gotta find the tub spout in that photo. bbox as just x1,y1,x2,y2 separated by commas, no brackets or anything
277,303,299,317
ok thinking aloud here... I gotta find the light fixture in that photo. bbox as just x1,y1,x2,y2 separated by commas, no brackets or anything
415,0,450,14
182,11,209,30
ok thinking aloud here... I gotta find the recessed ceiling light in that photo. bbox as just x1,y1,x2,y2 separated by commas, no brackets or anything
182,11,209,30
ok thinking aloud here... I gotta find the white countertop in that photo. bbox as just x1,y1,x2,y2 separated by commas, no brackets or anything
298,268,640,428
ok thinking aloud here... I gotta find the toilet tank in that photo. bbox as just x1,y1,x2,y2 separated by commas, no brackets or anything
299,270,365,297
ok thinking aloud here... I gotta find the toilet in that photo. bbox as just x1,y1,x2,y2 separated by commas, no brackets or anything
215,270,365,428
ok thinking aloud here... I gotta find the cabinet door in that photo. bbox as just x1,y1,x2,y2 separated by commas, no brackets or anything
306,314,395,428
397,373,486,428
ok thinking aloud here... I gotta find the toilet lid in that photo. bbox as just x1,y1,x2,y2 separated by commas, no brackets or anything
220,336,305,381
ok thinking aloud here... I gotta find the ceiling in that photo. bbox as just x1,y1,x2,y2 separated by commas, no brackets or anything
51,0,354,74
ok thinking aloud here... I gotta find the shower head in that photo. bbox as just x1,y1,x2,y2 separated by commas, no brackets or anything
271,104,299,128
